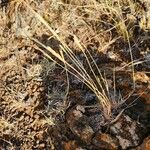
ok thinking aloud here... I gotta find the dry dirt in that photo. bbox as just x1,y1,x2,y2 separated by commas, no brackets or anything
0,0,150,150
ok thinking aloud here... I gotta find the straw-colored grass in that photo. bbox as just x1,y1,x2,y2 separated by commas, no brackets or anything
18,1,117,121
13,0,148,122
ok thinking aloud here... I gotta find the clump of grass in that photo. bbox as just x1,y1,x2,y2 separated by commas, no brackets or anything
21,0,145,122
23,2,112,120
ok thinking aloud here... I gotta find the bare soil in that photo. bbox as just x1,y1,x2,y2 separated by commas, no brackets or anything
0,0,150,149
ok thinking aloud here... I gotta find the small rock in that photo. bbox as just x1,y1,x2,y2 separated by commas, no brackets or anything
135,136,150,150
66,105,94,143
110,114,147,149
63,140,78,150
92,133,119,150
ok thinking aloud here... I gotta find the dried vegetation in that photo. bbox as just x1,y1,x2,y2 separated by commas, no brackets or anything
0,0,150,149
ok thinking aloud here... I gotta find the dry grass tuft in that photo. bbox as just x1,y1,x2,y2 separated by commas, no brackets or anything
0,0,150,149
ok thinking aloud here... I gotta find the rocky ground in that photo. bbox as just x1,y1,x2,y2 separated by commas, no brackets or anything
0,0,150,149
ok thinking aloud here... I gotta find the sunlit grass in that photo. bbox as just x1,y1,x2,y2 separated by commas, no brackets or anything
19,0,149,122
